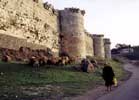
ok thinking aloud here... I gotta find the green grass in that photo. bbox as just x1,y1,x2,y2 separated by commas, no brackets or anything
0,60,126,99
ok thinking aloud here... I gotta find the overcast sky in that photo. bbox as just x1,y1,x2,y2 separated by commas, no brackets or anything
43,0,139,48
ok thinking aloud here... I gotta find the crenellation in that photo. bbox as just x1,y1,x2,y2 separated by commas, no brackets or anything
33,0,43,4
64,8,85,16
93,34,104,37
81,10,85,16
33,0,39,3
85,31,91,36
104,38,111,44
43,2,53,10
43,2,59,16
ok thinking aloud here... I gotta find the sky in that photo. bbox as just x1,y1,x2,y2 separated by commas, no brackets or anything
43,0,139,48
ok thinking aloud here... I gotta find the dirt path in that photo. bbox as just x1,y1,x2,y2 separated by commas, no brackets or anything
73,63,137,100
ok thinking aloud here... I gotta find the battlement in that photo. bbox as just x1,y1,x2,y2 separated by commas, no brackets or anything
33,0,42,3
43,2,54,10
43,2,58,15
93,34,104,37
64,8,85,16
104,38,111,44
84,31,92,37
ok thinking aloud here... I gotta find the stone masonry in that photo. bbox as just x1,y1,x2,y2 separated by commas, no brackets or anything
0,0,111,59
93,34,105,59
59,8,86,58
104,38,111,59
0,0,59,56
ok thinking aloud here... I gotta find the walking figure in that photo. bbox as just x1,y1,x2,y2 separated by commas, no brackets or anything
102,64,115,91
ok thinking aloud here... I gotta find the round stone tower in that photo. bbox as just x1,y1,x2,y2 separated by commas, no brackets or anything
93,34,105,59
59,8,86,58
104,38,111,59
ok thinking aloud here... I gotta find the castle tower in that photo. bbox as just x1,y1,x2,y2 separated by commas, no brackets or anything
59,8,86,58
93,34,105,59
104,38,111,59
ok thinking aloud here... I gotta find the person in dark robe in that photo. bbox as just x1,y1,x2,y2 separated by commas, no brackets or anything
102,64,115,91
81,59,88,72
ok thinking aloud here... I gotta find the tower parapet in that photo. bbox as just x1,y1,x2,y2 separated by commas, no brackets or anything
33,0,42,3
104,38,111,59
93,34,105,59
44,2,54,10
33,0,43,7
43,2,58,15
64,8,85,16
59,8,85,34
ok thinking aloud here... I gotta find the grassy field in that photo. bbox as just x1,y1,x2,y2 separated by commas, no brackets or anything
0,60,127,100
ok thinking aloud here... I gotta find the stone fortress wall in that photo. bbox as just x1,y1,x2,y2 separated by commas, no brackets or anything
0,0,60,55
0,0,111,59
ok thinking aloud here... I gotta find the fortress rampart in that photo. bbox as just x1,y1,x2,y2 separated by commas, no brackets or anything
0,0,111,59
